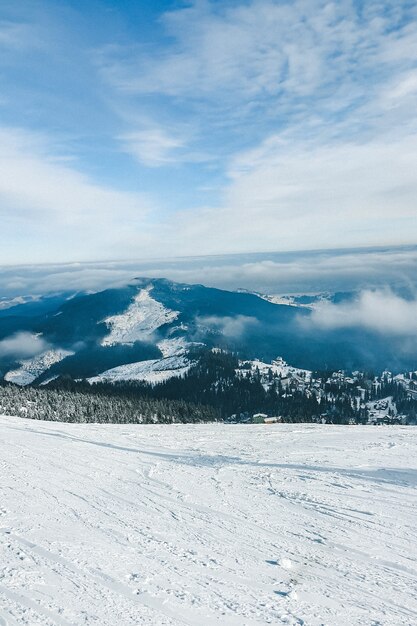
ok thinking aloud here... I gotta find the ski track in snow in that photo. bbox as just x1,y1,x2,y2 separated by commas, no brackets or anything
0,419,417,626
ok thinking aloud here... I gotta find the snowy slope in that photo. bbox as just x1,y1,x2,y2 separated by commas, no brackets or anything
0,295,41,311
237,357,311,381
1,417,416,626
101,287,179,346
89,338,194,384
158,337,189,358
260,294,307,307
4,349,74,386
88,354,191,385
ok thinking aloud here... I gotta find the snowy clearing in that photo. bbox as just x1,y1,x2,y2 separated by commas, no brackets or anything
101,288,179,346
0,418,416,626
88,337,194,385
87,355,191,385
4,349,74,386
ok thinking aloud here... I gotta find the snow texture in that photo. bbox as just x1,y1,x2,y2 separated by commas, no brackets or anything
258,294,332,309
4,349,74,386
237,357,311,381
89,338,195,384
88,355,191,385
0,295,41,311
1,418,416,625
157,337,189,358
101,287,179,346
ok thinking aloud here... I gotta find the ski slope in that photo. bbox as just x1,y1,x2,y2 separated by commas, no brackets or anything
0,418,416,626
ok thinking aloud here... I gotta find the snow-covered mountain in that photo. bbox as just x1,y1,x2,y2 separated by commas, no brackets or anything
101,285,180,346
4,348,74,386
237,288,356,309
0,277,414,385
89,337,194,384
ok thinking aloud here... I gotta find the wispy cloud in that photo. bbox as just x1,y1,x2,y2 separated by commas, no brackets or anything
119,127,185,167
102,1,342,101
94,0,417,255
0,127,155,263
101,1,417,116
0,19,36,49
176,131,417,254
0,1,416,263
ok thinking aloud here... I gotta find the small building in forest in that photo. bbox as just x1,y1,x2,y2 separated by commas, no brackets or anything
253,413,268,423
264,416,281,424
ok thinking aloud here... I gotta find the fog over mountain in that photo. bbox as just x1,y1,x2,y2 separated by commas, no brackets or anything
1,271,417,387
1,245,416,299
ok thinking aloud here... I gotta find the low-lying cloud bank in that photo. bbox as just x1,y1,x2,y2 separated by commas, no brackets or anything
309,290,417,336
0,245,416,298
0,332,49,359
196,315,258,339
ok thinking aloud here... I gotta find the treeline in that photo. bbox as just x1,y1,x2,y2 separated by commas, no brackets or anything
0,383,219,424
44,351,370,422
396,397,417,421
80,352,417,423
3,350,417,424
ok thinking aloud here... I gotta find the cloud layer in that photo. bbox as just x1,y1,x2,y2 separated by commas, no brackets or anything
309,290,417,336
1,246,417,299
0,127,154,263
0,1,416,262
196,315,258,339
0,332,49,359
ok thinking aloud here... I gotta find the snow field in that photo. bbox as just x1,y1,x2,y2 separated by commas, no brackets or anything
4,349,74,386
87,355,191,385
88,338,194,385
101,288,179,346
0,419,416,625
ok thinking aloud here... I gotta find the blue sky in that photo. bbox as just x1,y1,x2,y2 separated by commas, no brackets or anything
1,0,417,264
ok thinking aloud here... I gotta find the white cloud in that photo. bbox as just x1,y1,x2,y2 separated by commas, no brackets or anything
1,246,416,297
309,290,417,336
120,128,185,167
0,20,34,49
0,332,49,359
103,1,335,100
101,0,417,114
196,315,258,338
384,70,417,103
154,130,417,256
1,1,417,263
94,0,417,256
0,127,156,263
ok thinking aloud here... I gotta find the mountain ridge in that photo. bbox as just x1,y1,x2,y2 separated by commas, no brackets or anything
0,276,415,384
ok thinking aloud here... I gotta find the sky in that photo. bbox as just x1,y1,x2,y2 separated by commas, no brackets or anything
0,0,417,265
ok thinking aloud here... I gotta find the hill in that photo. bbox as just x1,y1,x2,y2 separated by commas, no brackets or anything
0,277,415,385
